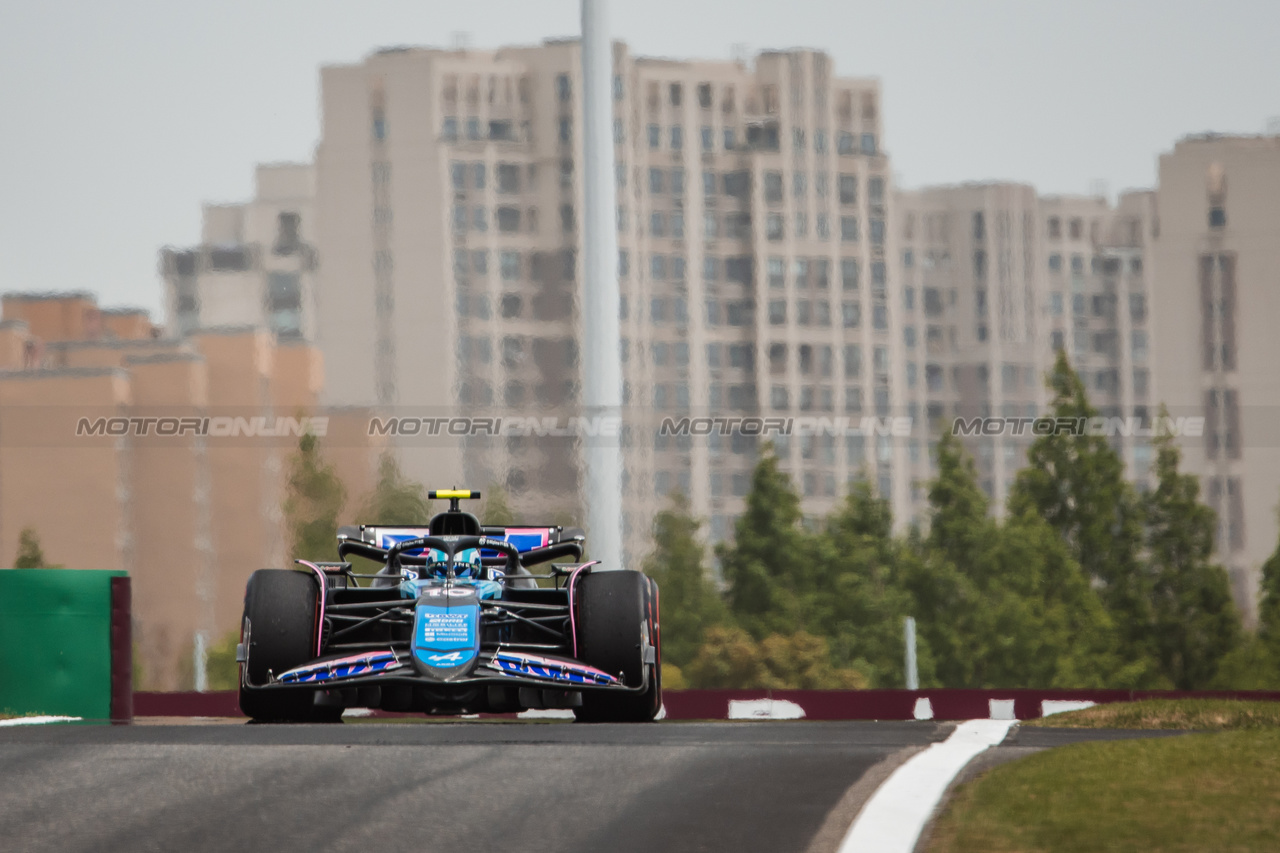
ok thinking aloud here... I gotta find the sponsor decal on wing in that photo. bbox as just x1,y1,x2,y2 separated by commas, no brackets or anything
276,651,403,684
491,652,619,686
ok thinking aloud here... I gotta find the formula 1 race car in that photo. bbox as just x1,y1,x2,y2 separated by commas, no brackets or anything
236,490,661,723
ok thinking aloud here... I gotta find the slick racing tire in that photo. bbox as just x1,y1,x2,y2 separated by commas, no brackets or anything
239,569,320,723
573,570,661,723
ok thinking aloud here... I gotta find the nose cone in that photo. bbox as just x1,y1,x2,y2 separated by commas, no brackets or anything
411,585,482,680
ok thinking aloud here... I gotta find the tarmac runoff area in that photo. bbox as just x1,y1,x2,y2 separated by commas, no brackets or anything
0,719,1181,853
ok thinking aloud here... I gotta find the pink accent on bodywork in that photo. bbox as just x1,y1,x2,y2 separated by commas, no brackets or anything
295,560,328,656
566,561,600,658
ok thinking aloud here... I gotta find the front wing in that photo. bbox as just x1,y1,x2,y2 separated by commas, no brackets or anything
247,649,651,696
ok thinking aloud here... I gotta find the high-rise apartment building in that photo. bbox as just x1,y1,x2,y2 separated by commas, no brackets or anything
161,163,318,341
895,184,1157,516
1151,134,1280,616
0,293,383,687
312,41,910,560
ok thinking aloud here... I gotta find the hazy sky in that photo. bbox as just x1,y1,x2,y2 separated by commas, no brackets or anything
2,0,1277,315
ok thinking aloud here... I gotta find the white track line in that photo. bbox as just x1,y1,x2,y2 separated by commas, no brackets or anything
837,718,1014,853
0,716,82,727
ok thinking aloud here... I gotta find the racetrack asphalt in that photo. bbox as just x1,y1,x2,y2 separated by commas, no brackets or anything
0,720,1177,853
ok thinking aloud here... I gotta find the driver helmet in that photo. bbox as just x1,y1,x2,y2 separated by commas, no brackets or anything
425,546,482,579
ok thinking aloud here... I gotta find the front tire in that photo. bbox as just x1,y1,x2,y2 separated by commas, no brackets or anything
573,570,661,722
239,569,320,723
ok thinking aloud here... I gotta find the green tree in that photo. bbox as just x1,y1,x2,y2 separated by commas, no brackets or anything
811,479,921,687
1143,425,1241,688
205,630,241,691
1209,635,1279,690
282,433,347,562
1008,350,1154,672
757,631,868,689
906,433,999,687
715,443,810,638
683,625,767,688
912,432,1132,688
359,453,430,525
14,528,61,568
642,493,729,669
1259,515,1280,664
683,627,866,689
480,484,516,527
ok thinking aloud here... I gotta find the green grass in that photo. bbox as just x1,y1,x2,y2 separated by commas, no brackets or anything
1026,698,1280,730
927,730,1280,853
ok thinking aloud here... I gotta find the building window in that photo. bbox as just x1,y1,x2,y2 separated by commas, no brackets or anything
842,302,861,328
768,257,785,288
840,216,860,242
767,213,784,241
1130,292,1147,322
670,168,685,195
768,300,787,325
497,163,520,193
650,255,667,281
496,207,521,232
725,256,753,284
816,214,830,240
649,168,664,194
1209,206,1227,228
701,126,714,151
647,124,660,149
841,258,860,290
500,250,521,281
764,171,784,203
703,256,720,283
670,125,684,149
556,73,572,102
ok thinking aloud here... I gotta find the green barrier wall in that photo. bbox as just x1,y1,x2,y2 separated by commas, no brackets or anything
0,569,128,720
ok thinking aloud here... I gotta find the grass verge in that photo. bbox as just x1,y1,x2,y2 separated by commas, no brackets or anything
928,729,1280,852
1025,698,1280,730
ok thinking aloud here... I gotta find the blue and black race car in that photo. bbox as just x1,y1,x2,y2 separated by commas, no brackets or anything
236,490,661,723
